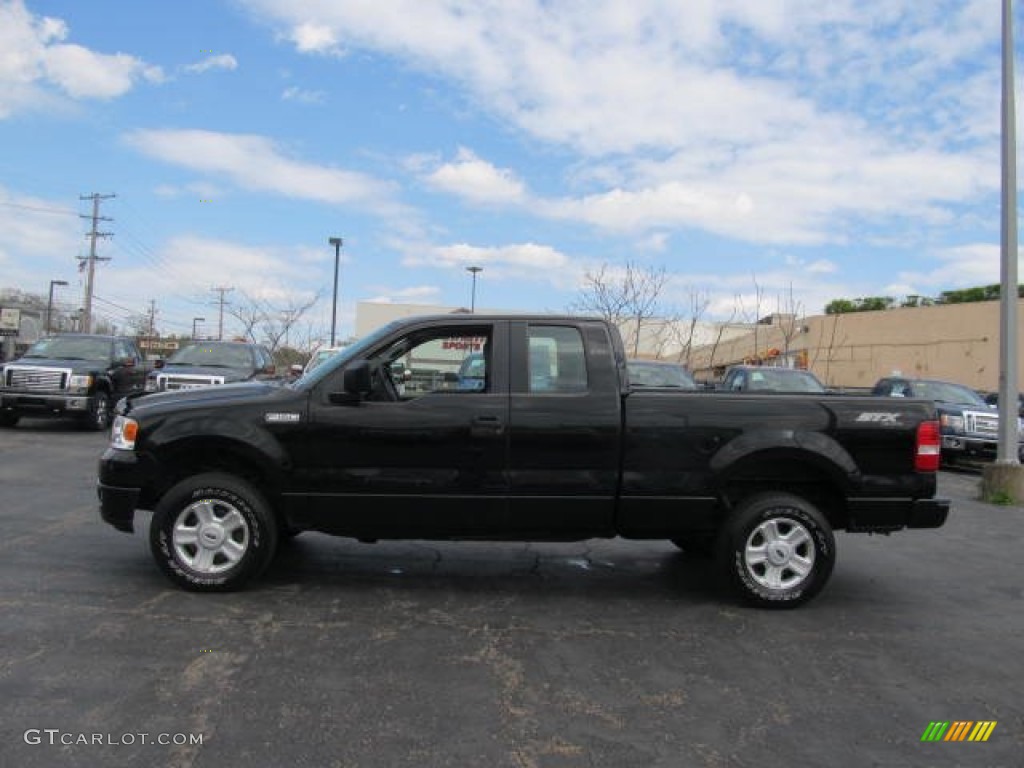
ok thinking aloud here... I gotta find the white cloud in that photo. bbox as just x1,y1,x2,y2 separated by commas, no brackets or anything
123,128,401,213
421,148,527,206
0,187,84,289
184,53,238,74
240,0,1001,246
403,242,571,280
887,244,1005,297
281,85,326,104
364,285,441,304
0,0,161,114
289,22,342,55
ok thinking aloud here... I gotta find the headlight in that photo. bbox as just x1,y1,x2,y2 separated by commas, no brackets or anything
144,378,158,392
110,415,138,450
69,374,93,393
939,413,964,432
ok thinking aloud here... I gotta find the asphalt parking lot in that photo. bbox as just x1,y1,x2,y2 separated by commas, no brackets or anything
1,420,1021,768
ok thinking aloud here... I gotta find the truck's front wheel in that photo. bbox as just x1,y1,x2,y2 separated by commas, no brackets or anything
149,473,279,592
82,391,111,431
718,492,835,609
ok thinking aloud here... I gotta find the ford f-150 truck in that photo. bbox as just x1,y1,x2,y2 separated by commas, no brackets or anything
145,340,277,393
1,334,148,430
98,315,949,608
872,376,1024,465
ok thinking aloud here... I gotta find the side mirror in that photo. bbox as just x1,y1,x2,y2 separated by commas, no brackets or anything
343,360,373,394
154,358,165,369
263,364,276,376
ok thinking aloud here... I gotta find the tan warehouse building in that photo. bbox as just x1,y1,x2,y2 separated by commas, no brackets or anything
687,299,1024,392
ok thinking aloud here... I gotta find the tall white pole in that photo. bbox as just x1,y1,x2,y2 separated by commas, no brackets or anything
998,0,1020,464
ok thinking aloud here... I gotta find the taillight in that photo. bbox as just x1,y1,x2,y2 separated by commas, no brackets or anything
915,420,941,472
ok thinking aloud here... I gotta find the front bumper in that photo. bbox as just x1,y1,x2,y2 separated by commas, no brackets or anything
97,446,156,534
98,482,140,533
942,434,1022,460
846,497,951,533
1,391,94,416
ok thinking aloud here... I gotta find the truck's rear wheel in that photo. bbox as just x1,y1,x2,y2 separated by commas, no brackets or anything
718,492,835,609
0,412,19,428
149,473,278,592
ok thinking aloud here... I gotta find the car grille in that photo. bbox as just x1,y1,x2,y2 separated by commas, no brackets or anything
4,366,69,391
965,410,999,436
155,374,225,391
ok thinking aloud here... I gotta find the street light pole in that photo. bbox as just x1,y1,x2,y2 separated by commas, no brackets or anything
466,266,483,312
193,317,205,340
329,237,343,346
47,279,68,335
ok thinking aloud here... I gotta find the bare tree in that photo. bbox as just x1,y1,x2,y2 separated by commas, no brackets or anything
775,282,805,363
228,291,322,354
648,288,710,366
706,299,740,375
569,261,668,355
737,274,765,362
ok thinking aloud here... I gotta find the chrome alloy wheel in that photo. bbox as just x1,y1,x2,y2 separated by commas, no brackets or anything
742,516,816,592
172,498,250,575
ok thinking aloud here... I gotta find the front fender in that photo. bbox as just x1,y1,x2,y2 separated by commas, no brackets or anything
143,415,290,486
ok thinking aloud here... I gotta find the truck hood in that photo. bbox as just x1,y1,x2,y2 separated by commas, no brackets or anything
126,380,289,415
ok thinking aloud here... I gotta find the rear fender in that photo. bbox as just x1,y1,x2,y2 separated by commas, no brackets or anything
710,429,859,492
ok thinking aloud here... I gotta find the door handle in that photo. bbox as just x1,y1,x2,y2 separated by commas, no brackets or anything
470,415,505,437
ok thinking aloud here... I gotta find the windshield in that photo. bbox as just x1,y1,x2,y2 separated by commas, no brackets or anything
295,321,404,389
627,361,697,389
914,381,987,405
743,368,826,393
23,336,112,361
167,343,255,369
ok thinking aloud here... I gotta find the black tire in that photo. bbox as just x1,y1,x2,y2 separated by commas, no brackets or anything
81,391,112,431
149,472,279,592
717,492,835,609
669,533,715,558
0,412,19,428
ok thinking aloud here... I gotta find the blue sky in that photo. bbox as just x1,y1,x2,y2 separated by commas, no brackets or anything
0,0,1014,343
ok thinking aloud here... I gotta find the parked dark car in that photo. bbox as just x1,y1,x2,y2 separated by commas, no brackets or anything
873,377,1024,464
627,359,697,389
145,341,276,393
982,390,1024,418
720,365,826,393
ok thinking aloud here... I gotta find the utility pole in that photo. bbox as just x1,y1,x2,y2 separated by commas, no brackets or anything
212,286,233,340
79,193,115,334
147,299,158,337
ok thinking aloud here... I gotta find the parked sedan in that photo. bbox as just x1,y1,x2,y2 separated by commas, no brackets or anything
627,360,698,389
720,365,826,393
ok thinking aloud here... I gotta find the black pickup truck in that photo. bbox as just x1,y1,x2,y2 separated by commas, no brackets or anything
144,340,277,393
98,315,949,608
1,334,149,430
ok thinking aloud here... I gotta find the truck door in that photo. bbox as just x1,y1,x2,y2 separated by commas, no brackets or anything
505,321,621,536
293,321,510,537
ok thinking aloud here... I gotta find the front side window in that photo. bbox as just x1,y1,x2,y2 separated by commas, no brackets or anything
374,326,492,400
527,325,587,393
